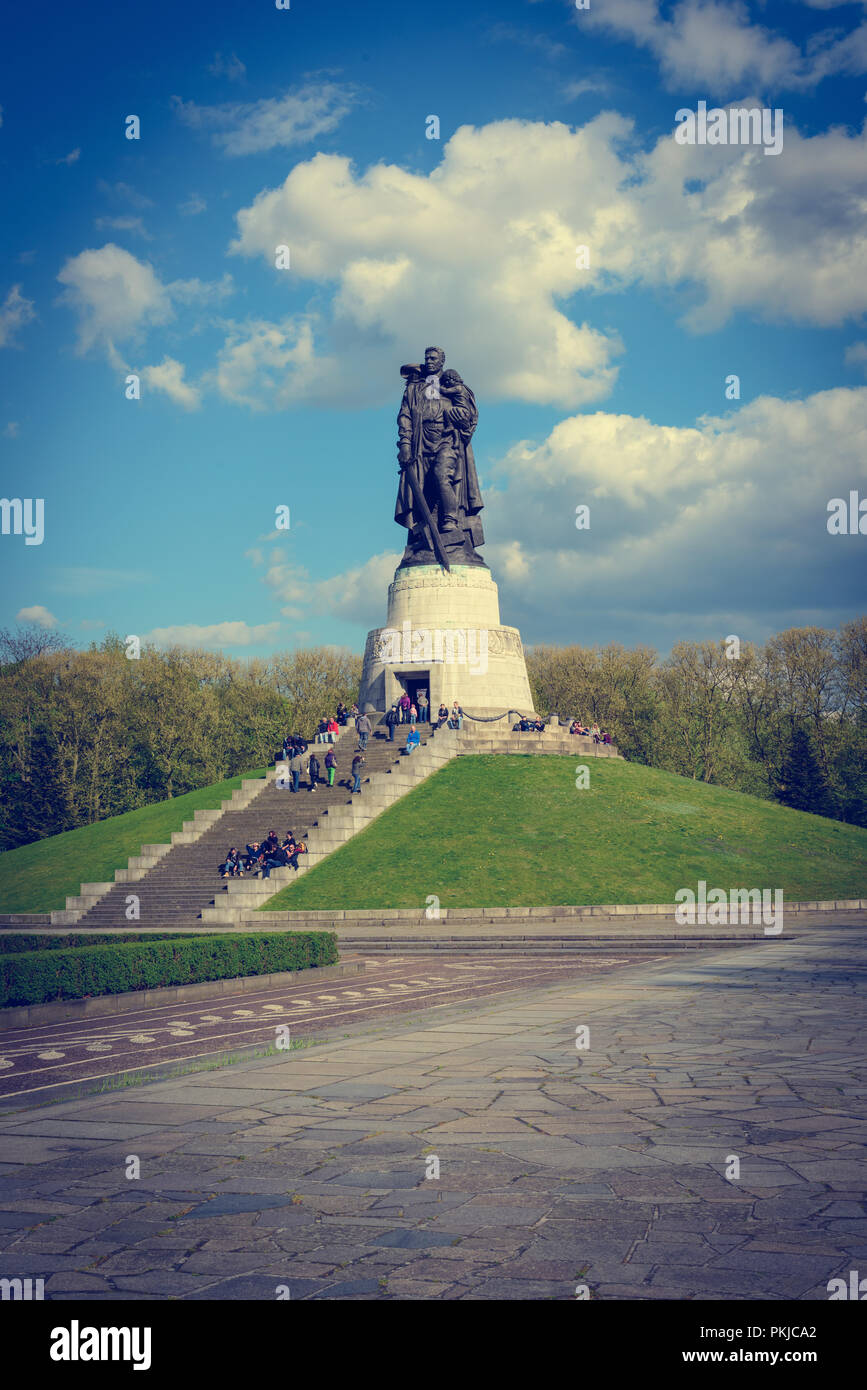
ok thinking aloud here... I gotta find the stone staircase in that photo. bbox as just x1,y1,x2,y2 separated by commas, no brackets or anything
62,718,441,930
56,717,620,931
50,772,272,927
201,719,462,924
452,723,621,759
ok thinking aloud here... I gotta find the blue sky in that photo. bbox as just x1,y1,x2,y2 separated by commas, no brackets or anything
1,0,866,656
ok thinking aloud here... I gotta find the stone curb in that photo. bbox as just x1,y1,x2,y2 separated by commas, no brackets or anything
5,901,864,937
244,898,867,923
0,957,365,1032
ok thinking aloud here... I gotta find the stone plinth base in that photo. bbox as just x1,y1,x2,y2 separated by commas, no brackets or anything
359,565,535,716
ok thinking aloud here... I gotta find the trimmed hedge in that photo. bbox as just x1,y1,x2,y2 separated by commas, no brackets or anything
0,932,338,1008
0,932,200,954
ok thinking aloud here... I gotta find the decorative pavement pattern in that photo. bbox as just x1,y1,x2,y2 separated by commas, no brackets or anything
0,955,639,1101
0,922,863,1300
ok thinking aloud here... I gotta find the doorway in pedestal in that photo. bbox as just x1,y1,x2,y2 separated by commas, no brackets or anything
395,671,430,719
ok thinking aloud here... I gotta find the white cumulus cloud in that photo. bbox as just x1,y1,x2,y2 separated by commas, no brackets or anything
223,112,867,410
261,549,401,629
141,356,201,410
584,0,867,91
16,605,57,628
227,117,634,409
57,245,232,371
259,388,867,649
480,385,867,642
57,244,172,354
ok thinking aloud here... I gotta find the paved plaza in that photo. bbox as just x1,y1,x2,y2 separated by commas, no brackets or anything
0,955,631,1102
0,922,864,1300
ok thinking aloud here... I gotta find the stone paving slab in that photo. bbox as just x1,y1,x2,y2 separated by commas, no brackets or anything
0,923,864,1299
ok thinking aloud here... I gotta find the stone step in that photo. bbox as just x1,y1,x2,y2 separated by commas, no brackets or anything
87,890,229,902
306,837,358,854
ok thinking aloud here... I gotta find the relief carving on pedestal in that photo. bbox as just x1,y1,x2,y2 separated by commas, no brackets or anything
369,624,522,666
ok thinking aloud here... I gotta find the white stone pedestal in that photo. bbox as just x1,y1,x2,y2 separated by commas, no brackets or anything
359,565,535,717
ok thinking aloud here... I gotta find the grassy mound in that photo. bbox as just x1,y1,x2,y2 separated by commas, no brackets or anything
261,756,867,910
0,770,267,914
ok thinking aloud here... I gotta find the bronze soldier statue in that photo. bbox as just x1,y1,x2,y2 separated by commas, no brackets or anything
394,346,487,570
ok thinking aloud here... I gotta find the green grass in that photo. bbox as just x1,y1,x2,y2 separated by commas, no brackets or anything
260,755,867,909
0,770,267,913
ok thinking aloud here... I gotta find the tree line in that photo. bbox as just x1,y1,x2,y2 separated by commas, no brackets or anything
0,630,360,851
0,619,863,852
525,620,866,826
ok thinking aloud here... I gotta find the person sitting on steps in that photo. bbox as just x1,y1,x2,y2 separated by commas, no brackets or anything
259,845,288,879
219,847,242,878
286,834,307,871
